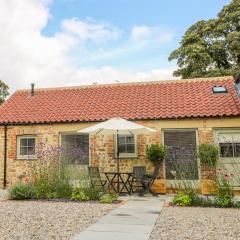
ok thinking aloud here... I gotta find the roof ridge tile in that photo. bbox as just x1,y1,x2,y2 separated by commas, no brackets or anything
16,76,234,92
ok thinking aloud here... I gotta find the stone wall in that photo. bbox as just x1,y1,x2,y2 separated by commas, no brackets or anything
0,123,165,188
0,125,59,187
198,128,216,180
0,117,239,189
91,132,164,178
198,128,214,144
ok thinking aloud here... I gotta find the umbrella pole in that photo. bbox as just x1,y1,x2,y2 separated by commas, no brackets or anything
117,130,120,193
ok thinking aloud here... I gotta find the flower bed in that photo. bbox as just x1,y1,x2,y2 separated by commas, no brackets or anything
171,173,240,208
9,143,118,204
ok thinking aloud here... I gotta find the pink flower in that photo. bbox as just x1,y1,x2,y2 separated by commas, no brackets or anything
224,174,231,180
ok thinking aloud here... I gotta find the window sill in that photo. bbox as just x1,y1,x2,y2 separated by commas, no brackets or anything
17,155,37,160
219,157,240,163
117,154,138,159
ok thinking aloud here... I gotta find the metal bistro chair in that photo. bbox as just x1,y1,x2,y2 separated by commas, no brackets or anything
131,166,146,194
139,164,161,197
88,166,107,192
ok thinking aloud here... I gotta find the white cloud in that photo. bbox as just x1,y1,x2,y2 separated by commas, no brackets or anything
63,66,175,86
61,18,122,43
131,26,152,41
0,0,175,93
131,25,174,44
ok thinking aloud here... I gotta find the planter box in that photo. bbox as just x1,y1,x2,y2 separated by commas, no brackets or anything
151,179,166,194
201,180,218,195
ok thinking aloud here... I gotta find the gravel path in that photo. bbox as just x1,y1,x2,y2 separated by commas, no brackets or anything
0,200,115,240
150,206,240,240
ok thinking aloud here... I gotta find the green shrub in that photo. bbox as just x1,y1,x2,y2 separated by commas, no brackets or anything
214,195,232,207
191,195,214,207
214,173,233,208
198,144,219,166
71,187,102,201
234,201,240,208
214,175,233,207
51,179,73,199
34,174,51,199
10,183,35,200
34,176,72,199
146,144,167,166
173,191,215,207
72,189,90,201
99,193,118,204
32,157,73,199
173,193,192,206
199,198,214,207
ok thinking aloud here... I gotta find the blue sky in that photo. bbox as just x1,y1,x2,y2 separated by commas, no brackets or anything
0,0,231,91
42,0,230,71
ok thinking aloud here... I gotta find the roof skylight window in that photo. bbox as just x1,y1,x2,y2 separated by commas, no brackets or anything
212,86,228,93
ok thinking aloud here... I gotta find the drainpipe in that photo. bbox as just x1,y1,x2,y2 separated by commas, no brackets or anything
3,125,7,189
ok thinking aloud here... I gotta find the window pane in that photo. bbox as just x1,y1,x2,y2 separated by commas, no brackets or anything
61,134,89,165
234,143,240,157
20,139,28,147
19,137,36,157
118,136,125,145
27,139,35,147
118,144,126,153
20,146,28,155
126,136,134,144
28,147,35,155
220,143,234,157
126,144,135,153
118,135,135,154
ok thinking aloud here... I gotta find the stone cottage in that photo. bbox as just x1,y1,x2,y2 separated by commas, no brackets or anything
0,76,240,192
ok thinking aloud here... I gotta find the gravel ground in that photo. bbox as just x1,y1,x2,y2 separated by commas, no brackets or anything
150,206,240,240
0,200,115,240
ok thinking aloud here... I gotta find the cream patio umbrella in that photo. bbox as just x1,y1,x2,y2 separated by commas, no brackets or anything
78,117,156,182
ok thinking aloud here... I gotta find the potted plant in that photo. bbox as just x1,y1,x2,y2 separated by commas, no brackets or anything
146,144,167,194
197,144,219,195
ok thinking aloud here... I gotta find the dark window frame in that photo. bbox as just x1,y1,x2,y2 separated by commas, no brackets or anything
220,142,240,158
212,86,228,94
163,129,199,180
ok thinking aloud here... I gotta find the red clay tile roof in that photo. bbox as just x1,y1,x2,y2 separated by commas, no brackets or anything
0,76,239,124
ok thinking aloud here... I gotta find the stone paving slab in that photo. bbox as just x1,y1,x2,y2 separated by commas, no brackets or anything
86,223,153,233
73,196,163,240
74,231,149,240
0,190,9,201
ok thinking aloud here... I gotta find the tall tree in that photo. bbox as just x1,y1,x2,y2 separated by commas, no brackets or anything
0,80,9,104
169,0,240,79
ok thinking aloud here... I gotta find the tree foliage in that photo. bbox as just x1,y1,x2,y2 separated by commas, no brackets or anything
146,144,167,166
197,144,219,166
169,0,240,79
0,80,9,104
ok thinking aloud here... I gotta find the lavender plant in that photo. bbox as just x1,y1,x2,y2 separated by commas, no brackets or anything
167,144,199,194
31,143,90,199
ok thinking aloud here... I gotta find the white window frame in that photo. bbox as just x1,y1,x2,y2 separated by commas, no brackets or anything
115,134,137,158
214,129,240,162
17,135,37,160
